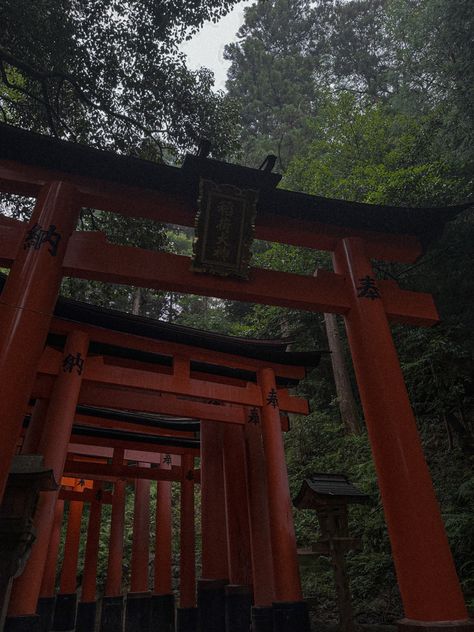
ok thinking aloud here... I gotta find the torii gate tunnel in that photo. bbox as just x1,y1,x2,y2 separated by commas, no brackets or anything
0,122,472,632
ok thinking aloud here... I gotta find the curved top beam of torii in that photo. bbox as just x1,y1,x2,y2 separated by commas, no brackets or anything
0,122,470,262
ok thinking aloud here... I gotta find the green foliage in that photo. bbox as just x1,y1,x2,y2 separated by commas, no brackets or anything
0,0,241,157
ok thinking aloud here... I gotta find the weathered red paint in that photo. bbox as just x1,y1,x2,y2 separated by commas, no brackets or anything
0,181,80,501
334,237,468,622
258,367,302,602
180,454,196,608
81,484,102,603
154,454,172,595
105,478,126,597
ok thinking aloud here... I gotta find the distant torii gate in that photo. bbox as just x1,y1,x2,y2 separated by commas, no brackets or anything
0,122,472,632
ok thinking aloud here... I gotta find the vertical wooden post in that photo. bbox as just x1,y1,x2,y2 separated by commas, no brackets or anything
101,476,126,632
222,424,253,588
177,454,198,631
180,454,196,609
105,478,126,597
244,414,275,631
152,454,174,632
36,499,65,632
126,469,151,632
258,367,310,631
53,499,84,631
130,474,151,593
0,181,80,501
334,237,469,626
200,421,228,580
154,455,173,595
6,330,89,628
198,420,228,632
76,484,102,632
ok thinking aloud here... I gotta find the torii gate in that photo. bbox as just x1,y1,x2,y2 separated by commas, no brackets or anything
0,122,472,632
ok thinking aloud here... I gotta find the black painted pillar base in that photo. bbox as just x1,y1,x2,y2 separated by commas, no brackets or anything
176,607,198,632
36,596,55,632
99,595,124,632
151,593,175,631
52,593,77,631
225,585,252,632
125,592,151,632
76,601,97,632
272,601,311,632
4,614,42,632
251,606,274,632
197,578,228,632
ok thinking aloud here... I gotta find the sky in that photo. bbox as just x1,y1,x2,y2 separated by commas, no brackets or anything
180,1,254,91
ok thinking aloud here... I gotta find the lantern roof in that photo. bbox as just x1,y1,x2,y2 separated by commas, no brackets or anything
294,473,369,508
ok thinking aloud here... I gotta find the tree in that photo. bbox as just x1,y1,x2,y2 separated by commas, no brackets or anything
224,0,325,169
0,0,241,157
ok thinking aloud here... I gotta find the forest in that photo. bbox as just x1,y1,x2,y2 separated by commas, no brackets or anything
1,0,473,625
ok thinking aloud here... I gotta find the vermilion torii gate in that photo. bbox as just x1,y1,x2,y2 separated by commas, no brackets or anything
0,122,472,632
5,285,310,632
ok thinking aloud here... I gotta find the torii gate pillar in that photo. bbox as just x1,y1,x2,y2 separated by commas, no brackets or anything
334,237,470,629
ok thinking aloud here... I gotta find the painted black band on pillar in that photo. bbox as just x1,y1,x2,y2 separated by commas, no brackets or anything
99,595,124,632
4,614,42,632
36,596,55,632
75,601,96,632
272,601,311,632
197,578,228,632
125,592,151,632
151,593,175,631
251,606,274,632
176,607,198,632
225,584,252,632
52,593,77,631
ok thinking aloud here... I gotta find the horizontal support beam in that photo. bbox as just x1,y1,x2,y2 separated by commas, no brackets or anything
38,349,309,413
0,161,422,262
63,459,197,482
0,221,437,330
59,488,113,503
70,432,200,457
63,232,351,314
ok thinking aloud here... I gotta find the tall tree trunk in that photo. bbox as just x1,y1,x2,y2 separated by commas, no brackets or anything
324,312,362,435
132,287,142,316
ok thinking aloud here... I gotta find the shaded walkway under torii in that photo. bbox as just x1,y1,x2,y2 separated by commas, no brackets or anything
0,122,472,632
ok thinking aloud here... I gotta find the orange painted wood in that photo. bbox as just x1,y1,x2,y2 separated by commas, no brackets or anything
222,424,253,587
130,471,151,593
63,231,350,313
60,500,84,593
244,418,275,607
37,351,308,414
105,479,126,597
48,315,307,380
200,420,229,580
81,485,102,602
64,234,440,326
180,454,196,608
63,459,186,482
0,181,80,501
39,499,65,598
68,432,200,458
74,413,196,439
77,383,247,424
7,331,89,617
154,454,173,595
59,488,113,504
334,237,468,621
258,367,303,602
0,160,423,262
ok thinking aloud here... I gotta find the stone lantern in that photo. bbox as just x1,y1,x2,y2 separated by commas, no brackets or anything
0,455,57,625
294,473,369,632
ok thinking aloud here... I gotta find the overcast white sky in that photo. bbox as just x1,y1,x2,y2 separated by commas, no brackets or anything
180,1,254,91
